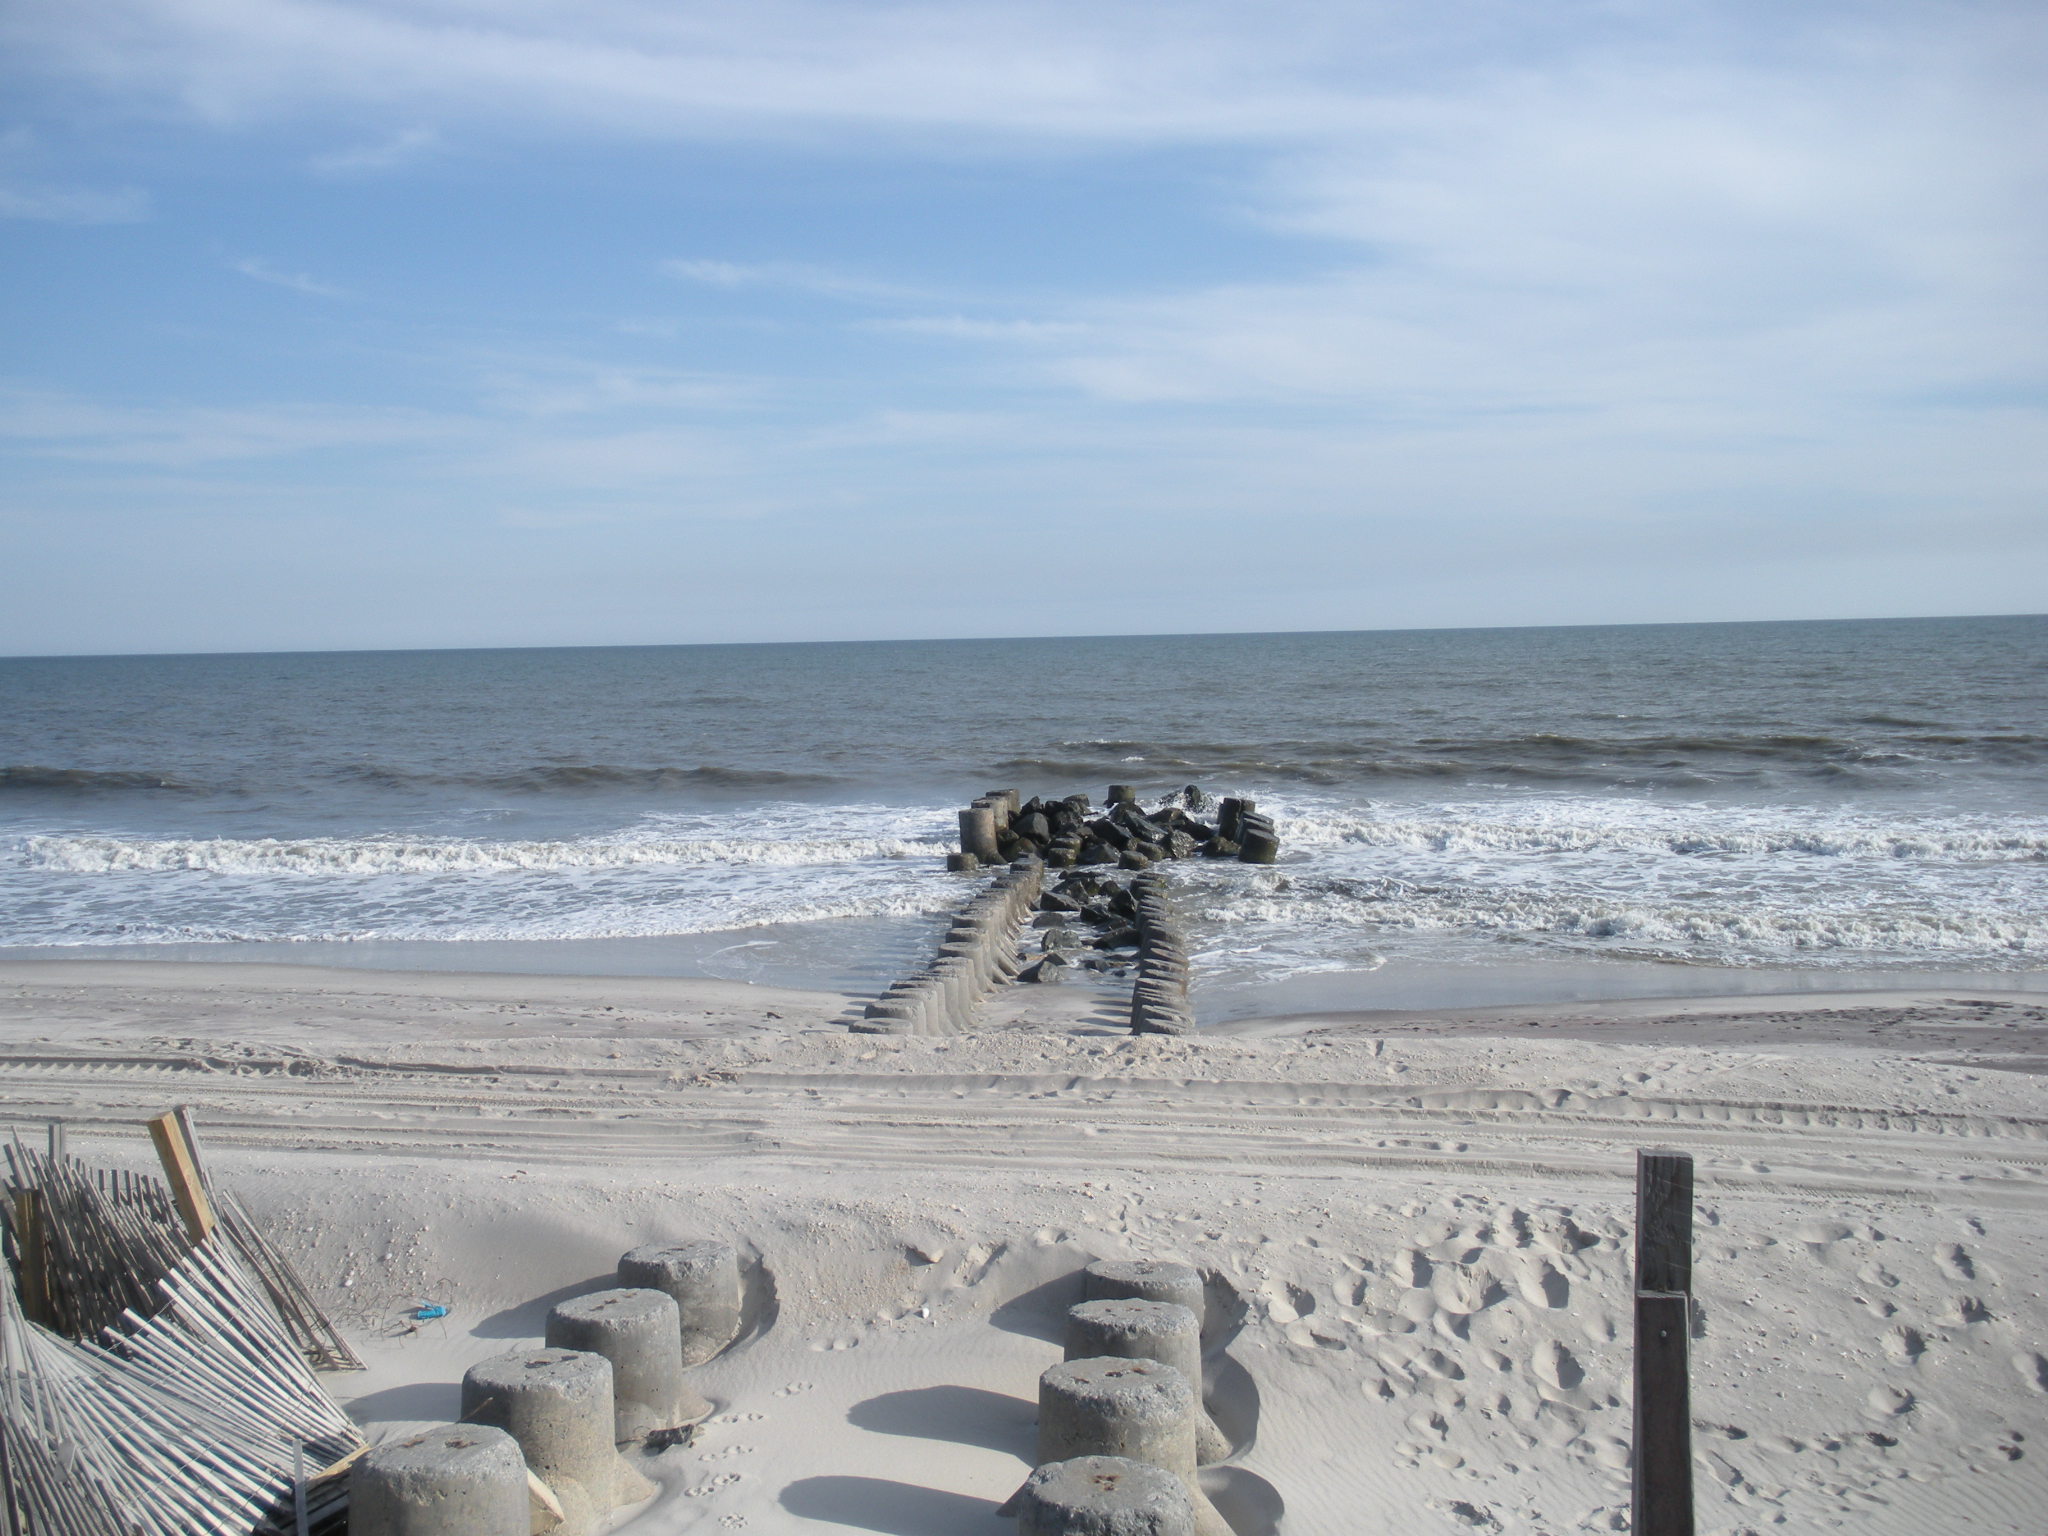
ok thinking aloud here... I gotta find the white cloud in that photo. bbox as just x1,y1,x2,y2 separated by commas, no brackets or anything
474,358,766,416
233,256,349,298
662,258,920,304
309,123,440,174
0,0,1365,143
863,315,1087,342
0,386,451,465
0,181,149,223
0,126,149,222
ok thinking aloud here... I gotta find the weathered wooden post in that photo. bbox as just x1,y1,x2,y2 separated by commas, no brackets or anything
146,1108,217,1242
1633,1150,1694,1536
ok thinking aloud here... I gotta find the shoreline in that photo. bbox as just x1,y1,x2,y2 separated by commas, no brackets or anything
5,958,2045,1532
4,945,2044,1033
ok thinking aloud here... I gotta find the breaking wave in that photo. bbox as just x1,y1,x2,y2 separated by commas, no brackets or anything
332,763,845,793
15,831,946,877
1283,809,2048,863
0,765,210,795
1199,877,2047,961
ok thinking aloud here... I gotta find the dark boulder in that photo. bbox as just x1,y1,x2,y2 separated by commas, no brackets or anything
1088,818,1132,849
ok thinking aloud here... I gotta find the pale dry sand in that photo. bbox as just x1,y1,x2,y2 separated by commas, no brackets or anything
2,959,2044,1535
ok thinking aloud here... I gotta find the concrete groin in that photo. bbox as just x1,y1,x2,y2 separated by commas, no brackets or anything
1128,869,1194,1035
855,856,1045,1036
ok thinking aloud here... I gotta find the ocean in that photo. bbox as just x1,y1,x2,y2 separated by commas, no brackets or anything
3,615,2044,1016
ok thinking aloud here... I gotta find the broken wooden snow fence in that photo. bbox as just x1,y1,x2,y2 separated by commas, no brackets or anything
1,1111,366,1536
1633,1149,1695,1536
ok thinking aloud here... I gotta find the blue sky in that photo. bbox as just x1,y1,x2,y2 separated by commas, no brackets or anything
1,0,2043,655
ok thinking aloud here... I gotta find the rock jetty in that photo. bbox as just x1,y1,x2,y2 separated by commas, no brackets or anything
857,786,1279,1038
951,784,1277,872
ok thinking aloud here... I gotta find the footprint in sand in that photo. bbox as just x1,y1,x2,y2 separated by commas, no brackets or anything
771,1381,814,1398
2013,1352,2048,1393
1532,1340,1585,1393
1389,1249,1433,1288
1531,1213,1592,1256
1509,1252,1570,1309
1430,1266,1498,1316
1405,1406,1450,1441
1935,1243,1975,1281
948,1240,1006,1288
1880,1326,1925,1364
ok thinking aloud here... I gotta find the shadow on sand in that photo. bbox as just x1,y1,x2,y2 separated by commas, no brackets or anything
780,1476,1008,1535
469,1273,616,1339
847,1384,1036,1456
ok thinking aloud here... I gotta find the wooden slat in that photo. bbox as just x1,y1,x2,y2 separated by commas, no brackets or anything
147,1110,217,1243
12,1189,50,1328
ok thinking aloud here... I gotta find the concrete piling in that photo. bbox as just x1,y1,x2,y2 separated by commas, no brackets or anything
854,856,1043,1036
460,1348,647,1536
961,805,1002,863
1234,811,1280,865
1014,1455,1196,1536
1084,1259,1207,1324
545,1287,705,1441
1033,1358,1230,1536
1128,870,1195,1035
617,1239,744,1366
349,1424,530,1536
1066,1300,1230,1465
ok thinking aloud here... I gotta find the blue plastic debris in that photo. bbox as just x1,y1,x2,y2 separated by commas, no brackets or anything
414,1304,449,1321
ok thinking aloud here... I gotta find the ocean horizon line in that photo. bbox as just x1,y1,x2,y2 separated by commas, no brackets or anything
4,608,2042,666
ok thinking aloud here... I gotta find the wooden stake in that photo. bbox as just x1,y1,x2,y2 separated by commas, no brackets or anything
146,1109,217,1243
528,1470,568,1523
1632,1150,1695,1536
14,1187,51,1327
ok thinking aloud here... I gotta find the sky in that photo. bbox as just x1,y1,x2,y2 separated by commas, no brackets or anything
1,0,2043,656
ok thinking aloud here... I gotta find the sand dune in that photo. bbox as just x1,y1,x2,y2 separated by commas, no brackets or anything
1,960,2043,1534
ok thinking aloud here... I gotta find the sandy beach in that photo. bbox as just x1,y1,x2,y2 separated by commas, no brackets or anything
3,958,2044,1534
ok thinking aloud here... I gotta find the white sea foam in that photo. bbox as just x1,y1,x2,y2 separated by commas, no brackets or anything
17,831,946,876
4,792,2044,972
1279,803,2048,862
1197,883,2047,958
